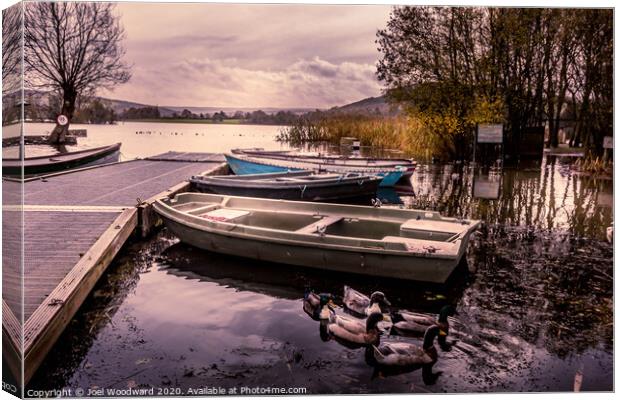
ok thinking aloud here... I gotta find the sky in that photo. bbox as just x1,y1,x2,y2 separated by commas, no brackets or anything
99,3,393,109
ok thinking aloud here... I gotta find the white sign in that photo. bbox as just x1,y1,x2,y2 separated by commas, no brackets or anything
56,114,69,126
477,124,503,144
603,136,613,149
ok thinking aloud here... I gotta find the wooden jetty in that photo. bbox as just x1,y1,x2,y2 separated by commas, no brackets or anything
1,152,227,386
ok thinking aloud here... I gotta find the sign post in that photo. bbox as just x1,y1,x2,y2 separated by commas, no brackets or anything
474,124,504,168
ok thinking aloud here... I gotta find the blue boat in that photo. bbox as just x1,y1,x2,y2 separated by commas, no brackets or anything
225,153,303,175
225,153,405,187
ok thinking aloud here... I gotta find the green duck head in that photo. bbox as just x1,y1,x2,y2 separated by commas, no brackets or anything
319,293,334,306
314,294,335,320
369,291,391,309
438,305,457,322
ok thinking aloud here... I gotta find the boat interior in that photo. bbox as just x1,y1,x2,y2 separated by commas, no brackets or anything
163,194,475,254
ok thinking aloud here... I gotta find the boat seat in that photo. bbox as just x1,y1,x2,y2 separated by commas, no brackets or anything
187,204,220,215
382,236,457,255
400,218,465,235
199,208,249,222
173,202,212,212
296,215,343,234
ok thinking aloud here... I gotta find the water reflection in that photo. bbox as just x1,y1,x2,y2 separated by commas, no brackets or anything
161,241,470,311
26,153,613,393
400,157,612,241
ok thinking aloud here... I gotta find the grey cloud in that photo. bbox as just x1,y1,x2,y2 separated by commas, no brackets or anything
106,3,391,108
104,57,381,109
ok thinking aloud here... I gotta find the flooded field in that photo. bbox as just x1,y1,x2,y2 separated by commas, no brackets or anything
24,125,613,394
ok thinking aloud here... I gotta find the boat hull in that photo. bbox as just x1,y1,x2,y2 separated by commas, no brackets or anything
225,154,403,187
153,193,480,283
159,214,466,283
191,174,381,202
2,143,121,177
225,154,299,175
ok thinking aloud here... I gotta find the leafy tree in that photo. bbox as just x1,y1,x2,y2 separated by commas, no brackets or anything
376,6,613,157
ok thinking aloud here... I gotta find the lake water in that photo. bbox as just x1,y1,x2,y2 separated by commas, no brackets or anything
7,122,292,160
22,122,613,394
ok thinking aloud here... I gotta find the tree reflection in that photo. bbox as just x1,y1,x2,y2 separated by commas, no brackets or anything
400,156,612,361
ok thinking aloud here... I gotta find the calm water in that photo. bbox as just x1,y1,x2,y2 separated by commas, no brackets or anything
8,122,292,159
23,122,613,394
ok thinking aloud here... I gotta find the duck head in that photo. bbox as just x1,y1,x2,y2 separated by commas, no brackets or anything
369,291,391,312
422,325,441,362
437,305,457,323
316,294,335,320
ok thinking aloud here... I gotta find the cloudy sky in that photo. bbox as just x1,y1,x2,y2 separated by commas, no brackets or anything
100,3,392,109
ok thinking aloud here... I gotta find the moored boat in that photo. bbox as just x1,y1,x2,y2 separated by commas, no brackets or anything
153,193,481,283
2,142,122,177
233,148,417,177
190,170,382,201
225,151,410,187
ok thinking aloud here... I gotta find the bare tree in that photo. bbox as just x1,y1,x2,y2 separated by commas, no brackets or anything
2,4,22,96
24,2,130,143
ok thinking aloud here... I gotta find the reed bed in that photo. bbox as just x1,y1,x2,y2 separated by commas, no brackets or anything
277,114,460,160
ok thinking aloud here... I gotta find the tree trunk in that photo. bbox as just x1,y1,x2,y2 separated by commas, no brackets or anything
48,88,77,144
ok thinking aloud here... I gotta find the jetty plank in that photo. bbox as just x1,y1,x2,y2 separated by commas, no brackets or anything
2,300,22,388
23,208,138,384
2,209,22,320
146,151,226,163
22,160,223,206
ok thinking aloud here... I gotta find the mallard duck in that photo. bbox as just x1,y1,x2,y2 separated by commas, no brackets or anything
319,305,368,335
303,288,334,321
393,305,457,337
343,286,391,316
372,325,440,367
327,312,384,345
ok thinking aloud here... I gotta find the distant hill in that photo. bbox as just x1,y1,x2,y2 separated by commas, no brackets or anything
97,97,177,117
162,106,317,116
328,95,401,116
11,90,397,119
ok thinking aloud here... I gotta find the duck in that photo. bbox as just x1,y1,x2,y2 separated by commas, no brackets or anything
371,325,440,367
393,305,457,337
327,312,384,346
343,286,391,316
318,304,369,335
303,288,334,321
